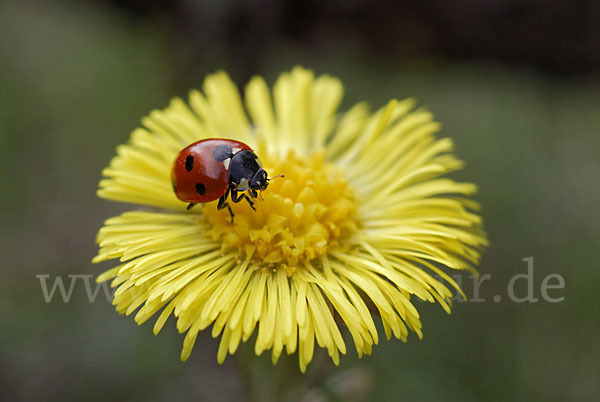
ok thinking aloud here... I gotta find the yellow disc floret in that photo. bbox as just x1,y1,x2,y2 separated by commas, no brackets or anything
204,149,359,272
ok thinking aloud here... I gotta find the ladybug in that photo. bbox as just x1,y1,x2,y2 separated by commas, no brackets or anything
171,139,281,222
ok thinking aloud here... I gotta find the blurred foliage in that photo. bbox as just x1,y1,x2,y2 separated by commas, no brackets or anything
1,1,598,401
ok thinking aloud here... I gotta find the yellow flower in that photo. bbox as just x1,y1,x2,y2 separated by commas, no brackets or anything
94,66,487,372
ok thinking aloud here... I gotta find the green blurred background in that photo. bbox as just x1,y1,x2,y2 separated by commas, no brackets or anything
1,1,598,401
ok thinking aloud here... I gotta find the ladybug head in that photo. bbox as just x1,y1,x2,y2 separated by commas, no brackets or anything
249,168,269,191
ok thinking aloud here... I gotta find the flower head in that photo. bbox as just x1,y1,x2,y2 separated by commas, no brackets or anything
94,67,487,371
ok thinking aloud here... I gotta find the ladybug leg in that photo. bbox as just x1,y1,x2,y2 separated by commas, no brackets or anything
186,203,197,210
217,187,235,223
217,197,235,223
231,188,256,211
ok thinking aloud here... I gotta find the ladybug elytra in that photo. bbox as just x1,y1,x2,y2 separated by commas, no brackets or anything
171,139,282,222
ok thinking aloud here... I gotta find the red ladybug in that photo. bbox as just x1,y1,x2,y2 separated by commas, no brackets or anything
171,139,281,222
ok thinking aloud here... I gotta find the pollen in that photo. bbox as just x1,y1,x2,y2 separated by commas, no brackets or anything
203,149,360,271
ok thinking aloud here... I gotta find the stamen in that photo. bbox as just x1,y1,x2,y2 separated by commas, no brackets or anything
204,149,360,271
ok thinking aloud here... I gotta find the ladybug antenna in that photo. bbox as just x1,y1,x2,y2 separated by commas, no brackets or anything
260,175,283,200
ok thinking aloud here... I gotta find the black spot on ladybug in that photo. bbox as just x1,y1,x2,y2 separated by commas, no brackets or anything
195,182,206,195
213,144,233,162
185,155,194,171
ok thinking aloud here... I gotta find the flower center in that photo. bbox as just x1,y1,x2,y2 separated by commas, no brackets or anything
203,149,359,273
